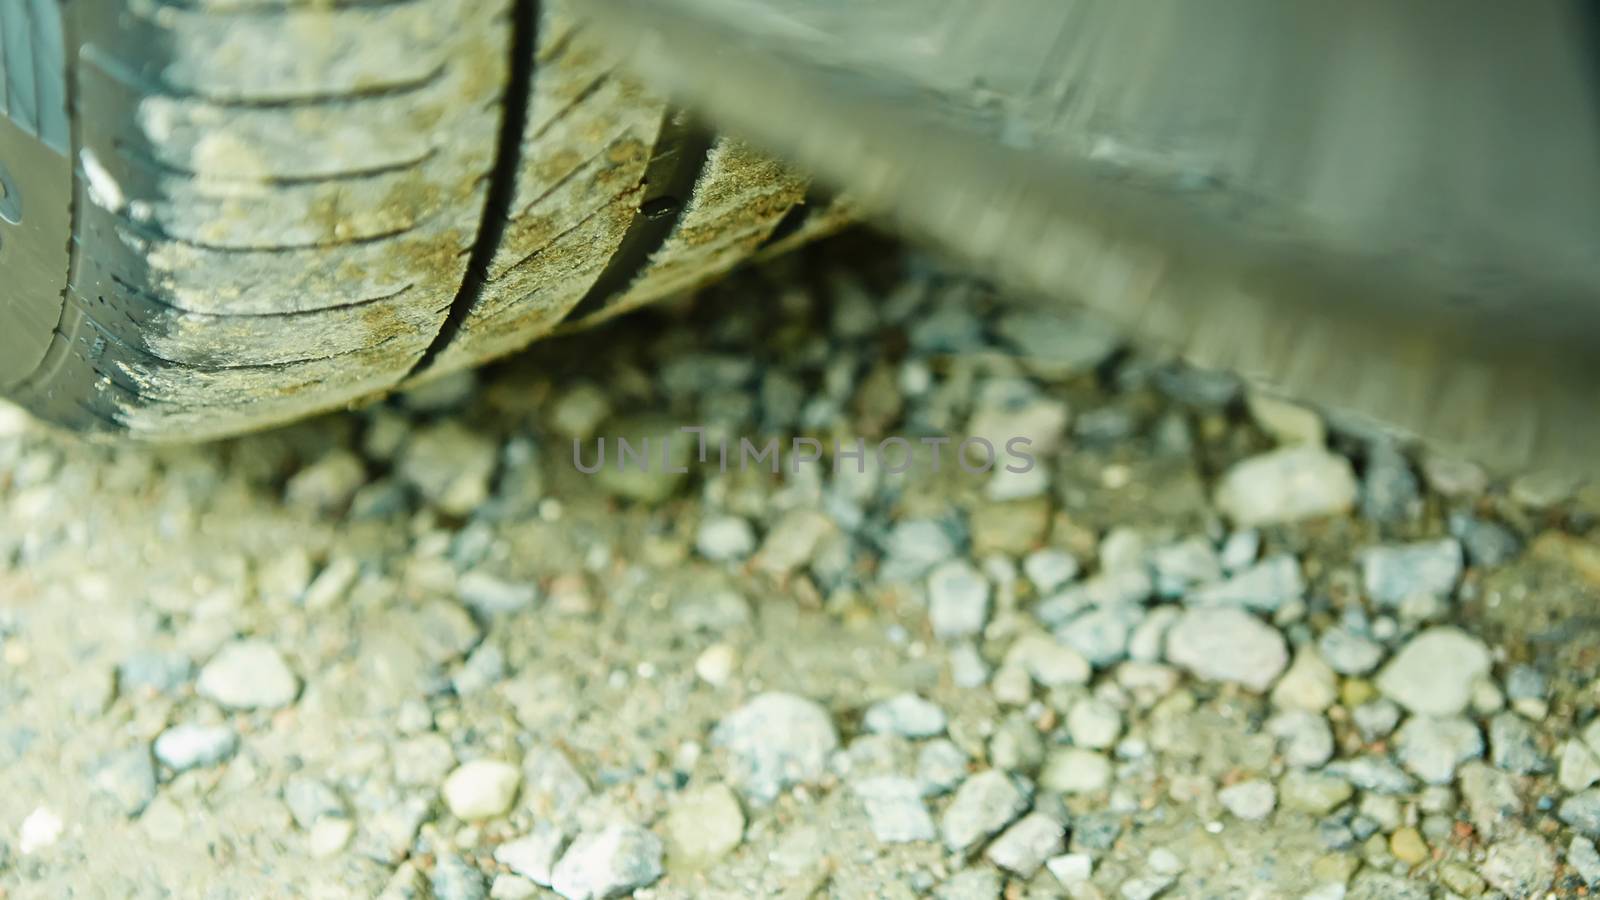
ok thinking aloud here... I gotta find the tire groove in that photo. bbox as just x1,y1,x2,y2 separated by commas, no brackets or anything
82,46,448,109
408,0,539,378
112,138,438,187
109,273,416,319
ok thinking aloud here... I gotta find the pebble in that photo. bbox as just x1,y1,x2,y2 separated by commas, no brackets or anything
695,515,757,562
1360,440,1421,523
939,770,1030,853
986,812,1065,876
1278,771,1353,815
664,783,745,865
1039,748,1112,795
1245,390,1325,446
1270,648,1338,712
927,560,991,639
1459,761,1522,838
1187,555,1303,612
1218,780,1276,821
442,759,522,820
1481,828,1556,897
397,422,498,516
196,639,299,710
117,651,193,696
1055,605,1141,668
1488,712,1548,775
1360,539,1463,607
1388,827,1428,866
19,807,63,855
1316,628,1385,676
307,817,354,859
1560,739,1600,792
1150,537,1222,597
1046,853,1094,887
694,643,738,686
1066,698,1122,749
1325,756,1415,795
284,449,367,514
431,852,488,900
933,867,1004,900
1559,788,1600,837
1119,874,1176,900
1570,837,1600,888
1164,607,1289,692
1004,634,1091,687
456,572,537,616
1213,446,1358,526
1268,711,1336,768
916,739,970,797
495,824,567,887
881,520,959,583
863,694,948,739
994,308,1122,378
1351,699,1402,742
548,824,664,900
283,776,343,829
1449,513,1522,568
1375,627,1491,716
1393,716,1483,785
152,724,238,772
853,776,937,844
712,692,840,804
91,746,157,816
1023,549,1080,595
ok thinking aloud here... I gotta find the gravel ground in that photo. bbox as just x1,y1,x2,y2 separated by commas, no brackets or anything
3,238,1600,899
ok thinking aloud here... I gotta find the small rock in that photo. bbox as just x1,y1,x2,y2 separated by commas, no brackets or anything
153,724,238,772
696,515,757,561
927,560,991,640
853,776,937,844
1560,740,1600,792
398,422,498,515
308,817,355,859
443,759,522,820
1278,771,1353,815
1351,699,1403,742
1268,711,1335,768
916,739,970,797
1164,607,1289,692
1149,538,1222,597
881,520,959,583
196,639,299,710
995,308,1122,379
1459,762,1522,838
1055,605,1141,668
431,852,488,900
91,746,157,816
665,783,745,865
1213,446,1358,527
284,449,367,514
1559,788,1600,837
1360,440,1421,523
939,770,1030,853
1066,698,1122,749
1569,837,1600,888
1388,827,1429,866
1023,549,1080,594
1270,647,1338,712
986,812,1065,876
713,692,839,804
1119,873,1177,900
1488,712,1548,775
549,824,664,900
1187,555,1303,612
1422,454,1488,498
864,694,947,739
1325,756,1414,795
457,572,537,617
1393,716,1483,785
1003,635,1091,687
117,651,193,696
1360,539,1463,607
1375,627,1491,716
495,824,567,887
1481,828,1556,897
1449,513,1522,568
1218,780,1276,821
694,643,738,686
1046,853,1094,887
1246,390,1325,446
1317,628,1385,676
284,776,344,829
1039,748,1112,795
19,807,63,855
933,867,1005,900
547,382,612,440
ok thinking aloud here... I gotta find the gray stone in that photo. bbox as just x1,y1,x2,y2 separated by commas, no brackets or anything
1351,699,1403,742
196,639,299,710
917,739,970,797
1039,748,1112,795
1004,634,1091,688
1560,789,1600,837
1278,771,1353,815
1217,780,1276,821
713,692,840,804
864,694,947,739
1561,739,1600,793
1270,648,1338,712
1481,828,1556,898
1047,853,1094,887
1268,711,1335,768
1187,555,1303,612
1449,513,1522,568
117,651,193,696
1375,627,1491,716
985,813,1065,876
456,572,537,617
940,770,1030,853
1055,605,1141,668
1164,607,1289,692
881,520,959,583
1488,712,1549,775
1317,628,1385,676
431,853,488,900
452,643,507,696
933,867,1005,900
1325,756,1415,795
664,783,745,865
1023,549,1080,595
1360,440,1420,523
1570,837,1600,889
1394,716,1483,785
1066,698,1122,750
91,746,157,816
1149,538,1222,598
549,824,664,900
853,776,937,844
1213,446,1358,527
995,308,1122,379
927,560,991,640
696,515,757,562
1459,762,1522,838
1119,873,1176,900
397,422,498,515
153,724,238,772
284,776,344,829
494,824,567,887
1361,539,1463,607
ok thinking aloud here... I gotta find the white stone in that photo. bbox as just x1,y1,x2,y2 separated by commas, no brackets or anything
443,759,522,820
196,640,298,710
